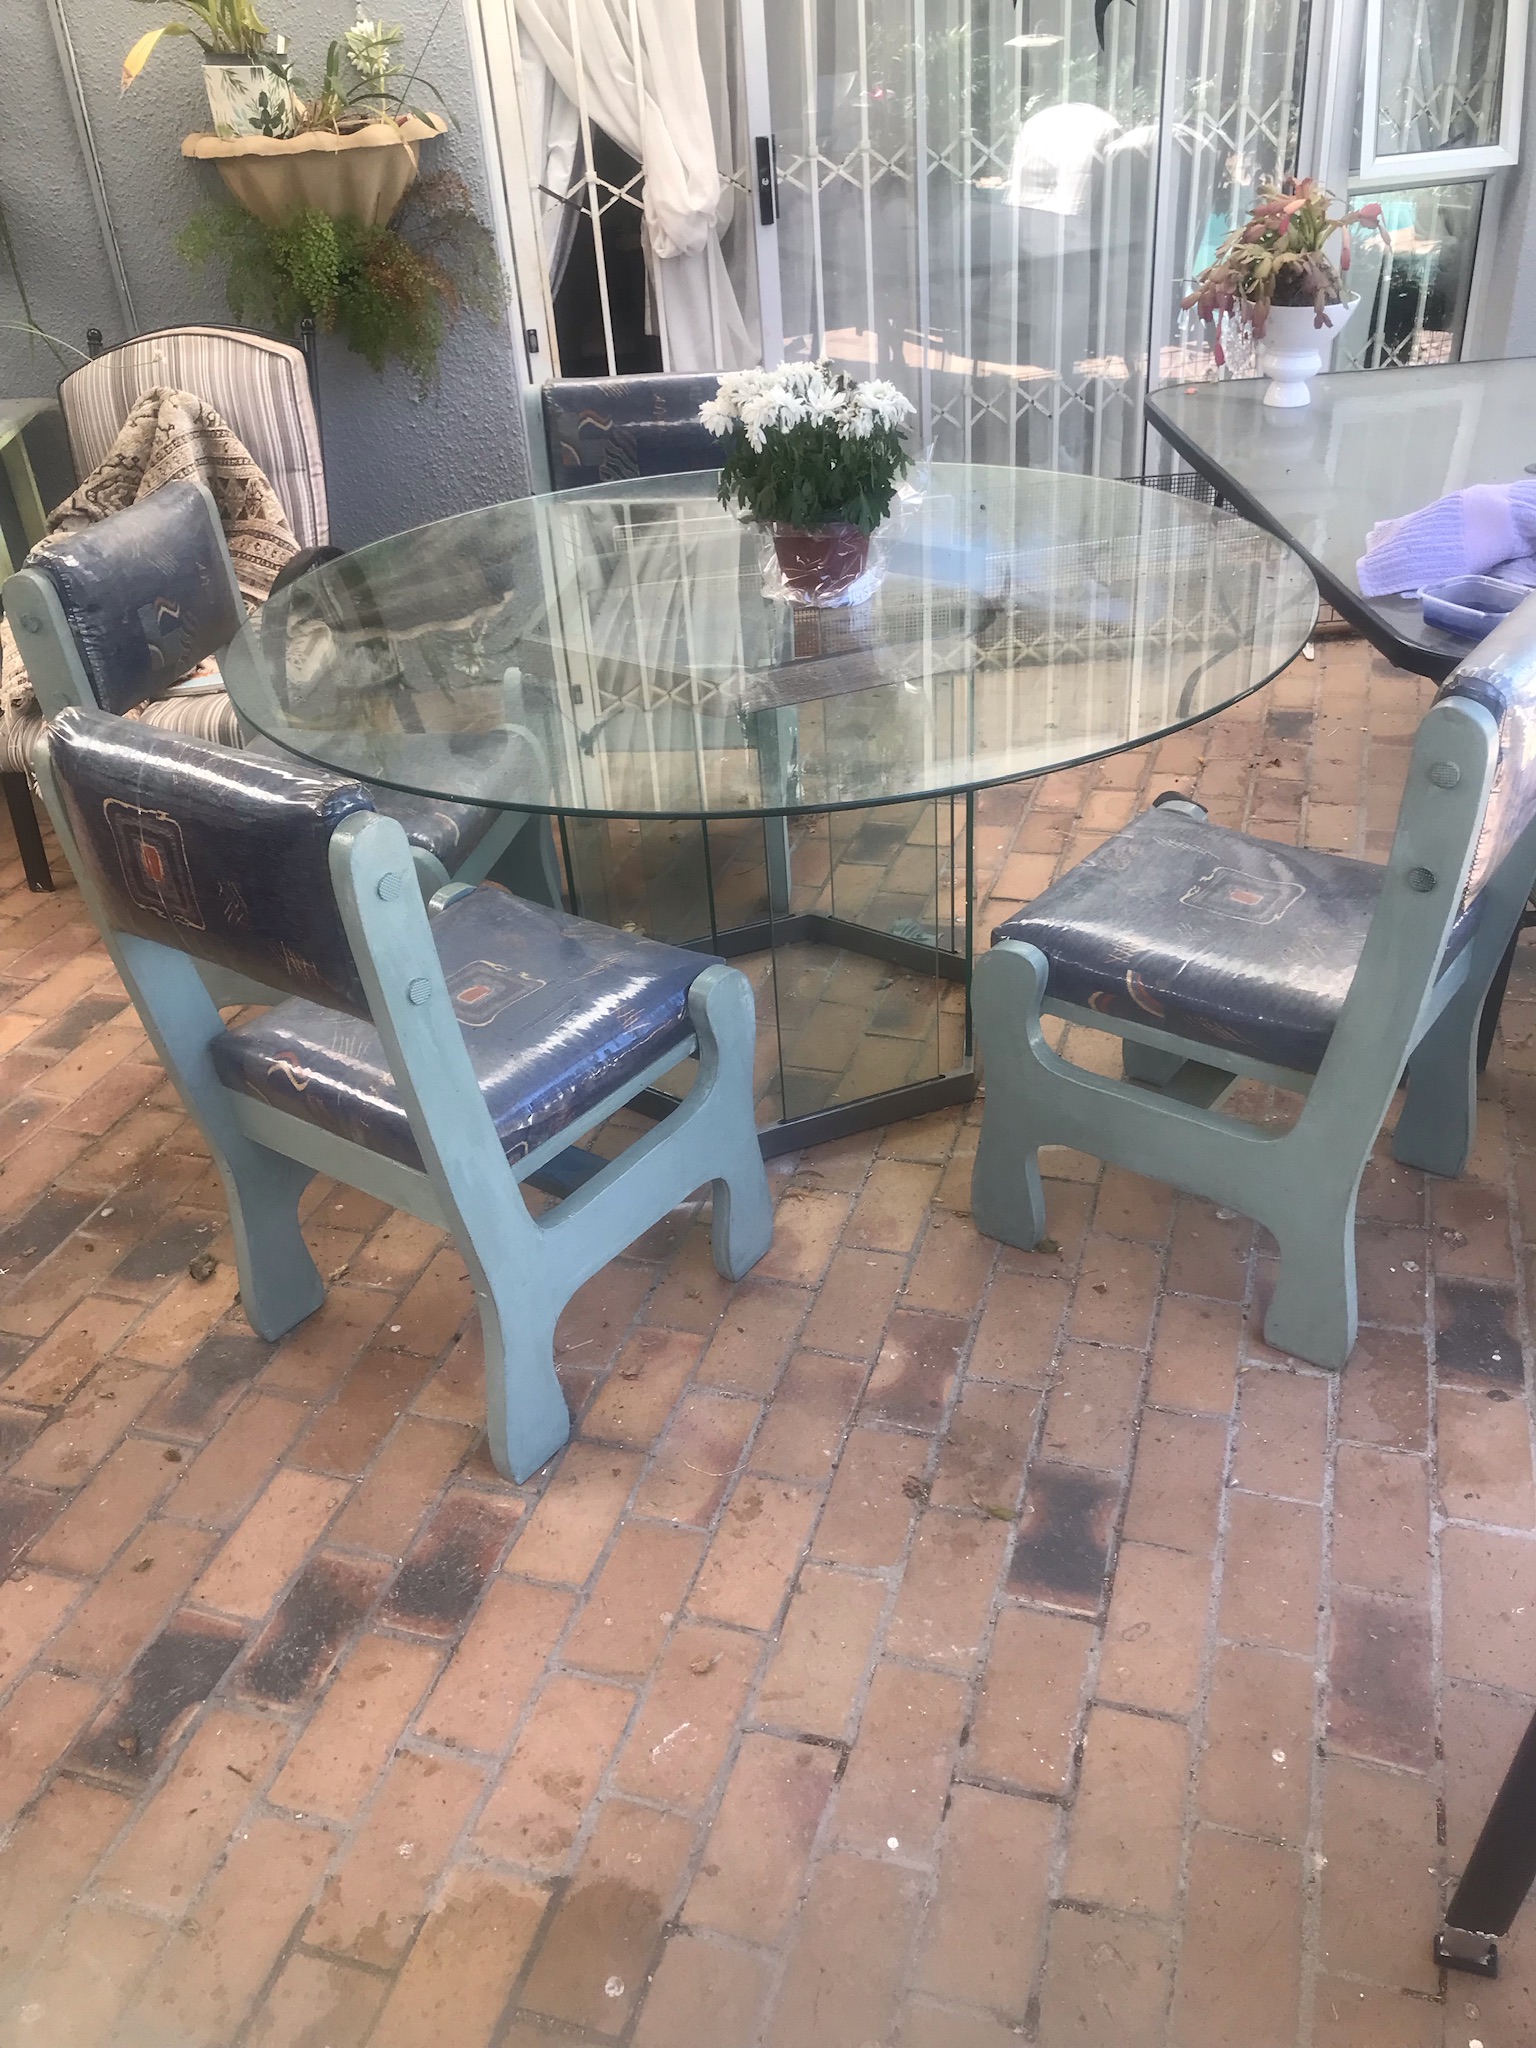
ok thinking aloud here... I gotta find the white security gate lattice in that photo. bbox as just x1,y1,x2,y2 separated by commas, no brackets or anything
471,0,1520,473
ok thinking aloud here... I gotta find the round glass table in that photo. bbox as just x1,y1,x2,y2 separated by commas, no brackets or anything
222,465,1317,1150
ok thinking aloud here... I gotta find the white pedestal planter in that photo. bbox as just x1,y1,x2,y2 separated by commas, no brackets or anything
1259,297,1358,408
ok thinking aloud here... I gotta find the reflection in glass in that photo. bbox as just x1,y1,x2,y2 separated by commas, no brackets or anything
227,466,1312,1137
228,467,1316,822
1160,0,1312,386
1335,183,1483,369
766,0,1165,475
1374,0,1507,156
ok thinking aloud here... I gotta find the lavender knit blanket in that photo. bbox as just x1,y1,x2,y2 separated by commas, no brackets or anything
1356,481,1536,598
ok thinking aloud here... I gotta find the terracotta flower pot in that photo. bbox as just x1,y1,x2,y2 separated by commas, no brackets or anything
181,114,447,227
772,522,871,601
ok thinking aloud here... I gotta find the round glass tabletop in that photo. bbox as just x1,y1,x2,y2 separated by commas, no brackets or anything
221,465,1318,821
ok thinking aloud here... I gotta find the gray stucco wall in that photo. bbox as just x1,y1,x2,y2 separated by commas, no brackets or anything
0,0,533,544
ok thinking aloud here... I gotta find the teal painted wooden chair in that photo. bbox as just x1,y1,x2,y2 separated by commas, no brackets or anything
35,708,773,1480
1,479,560,910
971,598,1536,1370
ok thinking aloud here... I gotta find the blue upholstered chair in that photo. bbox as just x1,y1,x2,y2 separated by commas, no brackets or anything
2,481,560,911
539,372,806,916
34,710,773,1481
541,373,722,490
972,597,1536,1370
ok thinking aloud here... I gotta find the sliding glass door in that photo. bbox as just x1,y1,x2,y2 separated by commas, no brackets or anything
469,0,1527,473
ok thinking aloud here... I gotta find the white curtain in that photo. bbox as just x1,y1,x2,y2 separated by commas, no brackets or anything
515,0,757,371
518,35,582,295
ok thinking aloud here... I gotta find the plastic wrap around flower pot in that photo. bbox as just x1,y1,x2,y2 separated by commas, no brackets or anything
771,524,872,602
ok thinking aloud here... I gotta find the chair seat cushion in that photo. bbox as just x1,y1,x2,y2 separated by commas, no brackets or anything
209,887,714,1168
993,808,1474,1074
246,736,497,868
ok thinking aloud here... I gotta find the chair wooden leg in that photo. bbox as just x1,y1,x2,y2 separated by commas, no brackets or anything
1122,1040,1187,1086
1262,1188,1359,1369
972,1115,1048,1250
1476,927,1521,1074
214,1144,326,1341
970,949,1051,1250
484,814,564,908
2,772,53,892
691,966,774,1281
472,1273,572,1486
1395,991,1479,1179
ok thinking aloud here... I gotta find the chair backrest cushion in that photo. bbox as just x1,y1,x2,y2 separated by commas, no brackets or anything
1438,591,1536,905
59,328,328,549
48,708,374,1014
542,374,722,491
24,482,243,716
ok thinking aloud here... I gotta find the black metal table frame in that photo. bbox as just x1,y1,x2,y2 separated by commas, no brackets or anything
1149,388,1536,1980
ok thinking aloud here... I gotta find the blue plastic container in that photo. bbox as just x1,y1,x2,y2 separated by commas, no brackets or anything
1421,575,1529,640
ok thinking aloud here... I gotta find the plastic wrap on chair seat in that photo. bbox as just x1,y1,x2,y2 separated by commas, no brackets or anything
27,484,244,716
210,888,717,1167
993,808,1478,1074
542,375,722,491
245,737,500,868
49,707,374,1013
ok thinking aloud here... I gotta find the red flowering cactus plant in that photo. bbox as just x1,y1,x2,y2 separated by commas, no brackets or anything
1183,178,1390,366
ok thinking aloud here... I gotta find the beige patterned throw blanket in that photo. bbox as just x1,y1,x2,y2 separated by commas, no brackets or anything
0,385,297,732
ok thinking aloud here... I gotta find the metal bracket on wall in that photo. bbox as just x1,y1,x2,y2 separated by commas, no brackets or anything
42,0,137,336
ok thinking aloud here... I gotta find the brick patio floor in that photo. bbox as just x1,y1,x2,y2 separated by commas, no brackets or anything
0,633,1530,2047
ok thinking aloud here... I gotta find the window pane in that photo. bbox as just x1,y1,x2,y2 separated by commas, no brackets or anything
1336,182,1483,368
1375,0,1507,156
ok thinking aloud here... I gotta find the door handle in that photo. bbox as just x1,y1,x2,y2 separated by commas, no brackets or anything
755,135,779,227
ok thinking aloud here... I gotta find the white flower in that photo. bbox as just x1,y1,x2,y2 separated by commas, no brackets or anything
740,385,808,450
861,378,916,428
804,380,846,426
698,394,736,437
711,359,910,451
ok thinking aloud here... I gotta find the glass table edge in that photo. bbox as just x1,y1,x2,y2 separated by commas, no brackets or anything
1143,386,1459,683
220,597,1320,826
222,455,1322,820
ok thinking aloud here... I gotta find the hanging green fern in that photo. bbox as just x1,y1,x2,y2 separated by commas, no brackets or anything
177,172,507,389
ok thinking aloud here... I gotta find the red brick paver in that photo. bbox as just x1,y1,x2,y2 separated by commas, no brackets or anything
0,638,1531,2043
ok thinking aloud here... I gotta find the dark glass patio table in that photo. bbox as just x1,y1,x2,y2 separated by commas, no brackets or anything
221,464,1317,1151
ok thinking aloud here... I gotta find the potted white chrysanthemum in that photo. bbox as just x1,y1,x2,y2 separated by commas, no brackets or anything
700,362,915,601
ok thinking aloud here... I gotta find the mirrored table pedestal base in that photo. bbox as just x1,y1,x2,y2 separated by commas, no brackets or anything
556,796,976,1158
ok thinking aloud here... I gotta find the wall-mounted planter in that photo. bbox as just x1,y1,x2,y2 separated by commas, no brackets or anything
181,114,447,227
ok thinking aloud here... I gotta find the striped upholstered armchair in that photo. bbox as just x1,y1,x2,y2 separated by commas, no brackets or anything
58,327,328,550
0,328,330,890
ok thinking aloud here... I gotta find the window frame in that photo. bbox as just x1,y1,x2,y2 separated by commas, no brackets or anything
1356,0,1528,184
